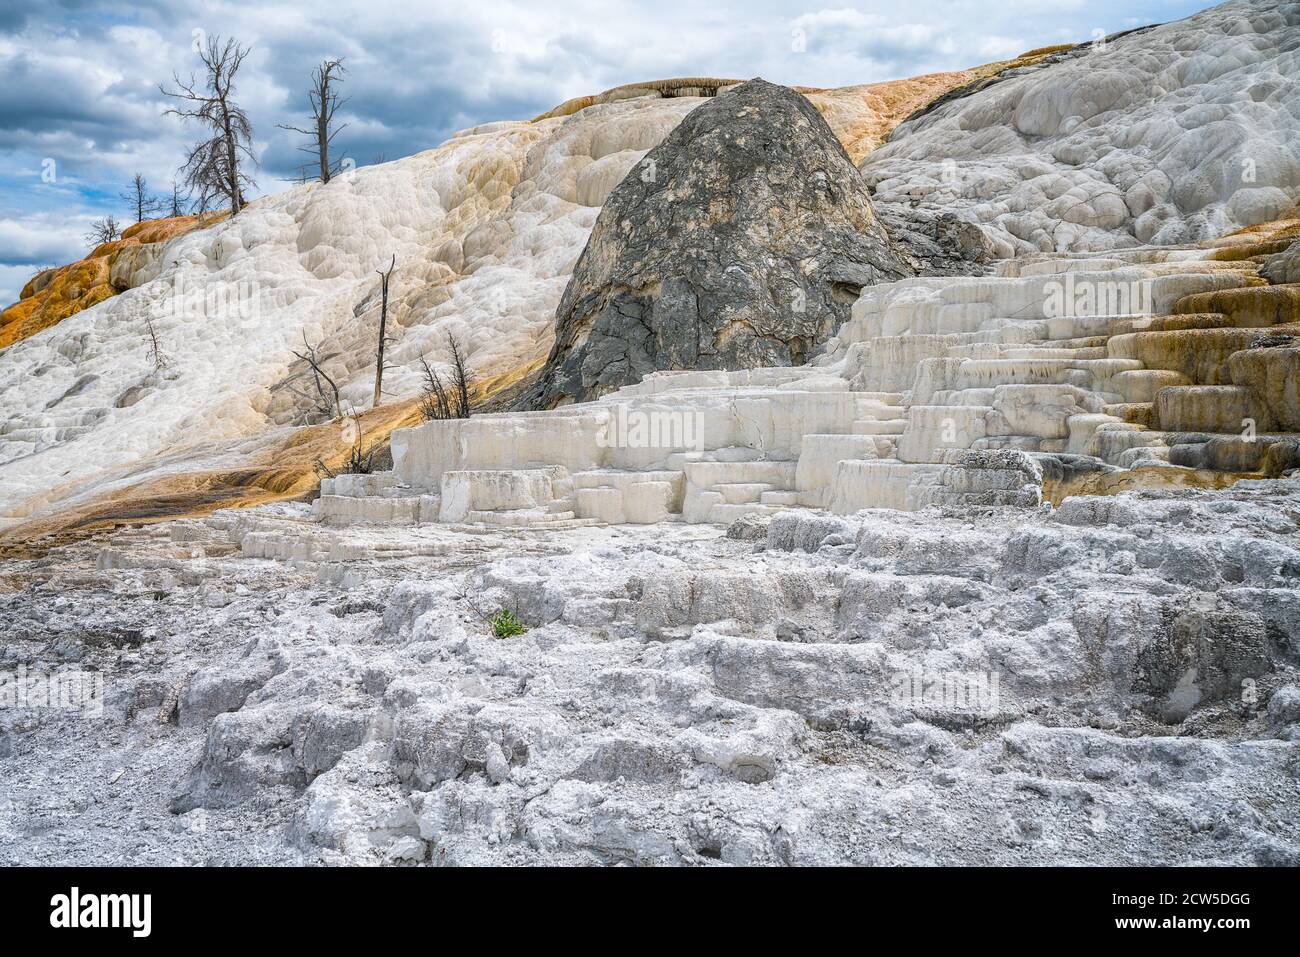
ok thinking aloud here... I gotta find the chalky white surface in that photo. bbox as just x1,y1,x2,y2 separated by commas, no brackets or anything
863,0,1300,254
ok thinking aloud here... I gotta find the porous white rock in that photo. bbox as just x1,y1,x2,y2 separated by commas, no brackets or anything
4,477,1297,865
863,0,1300,254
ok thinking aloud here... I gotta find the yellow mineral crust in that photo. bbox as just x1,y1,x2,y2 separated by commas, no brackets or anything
1173,284,1300,328
1042,464,1246,504
0,213,224,351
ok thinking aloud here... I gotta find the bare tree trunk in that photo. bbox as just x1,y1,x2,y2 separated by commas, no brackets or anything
121,174,161,223
143,316,167,370
280,59,347,186
223,113,241,214
317,107,330,183
448,334,471,418
168,181,185,217
418,355,452,420
372,256,395,409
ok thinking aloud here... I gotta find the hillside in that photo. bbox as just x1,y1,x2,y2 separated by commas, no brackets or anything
2,5,1298,548
0,61,1032,545
1,0,1299,871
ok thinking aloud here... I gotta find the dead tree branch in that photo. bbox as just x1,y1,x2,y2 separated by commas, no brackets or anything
143,316,167,370
313,408,374,479
291,332,341,419
278,58,348,184
121,174,163,223
161,35,257,216
372,255,395,409
417,354,452,421
448,334,471,418
167,180,188,217
84,215,121,248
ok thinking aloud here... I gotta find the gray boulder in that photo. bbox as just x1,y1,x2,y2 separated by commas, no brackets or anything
1261,239,1300,285
523,77,910,408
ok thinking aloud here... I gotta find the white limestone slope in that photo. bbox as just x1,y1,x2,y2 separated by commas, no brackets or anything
5,476,1298,865
0,98,699,524
863,0,1300,254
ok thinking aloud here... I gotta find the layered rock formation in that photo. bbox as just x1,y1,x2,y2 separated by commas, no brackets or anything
862,0,1300,254
0,73,978,536
523,79,911,408
326,233,1280,532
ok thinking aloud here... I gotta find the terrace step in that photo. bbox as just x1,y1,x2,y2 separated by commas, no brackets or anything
357,244,1280,523
1154,385,1254,434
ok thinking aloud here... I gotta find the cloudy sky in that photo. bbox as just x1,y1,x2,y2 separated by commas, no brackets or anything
1,0,1217,304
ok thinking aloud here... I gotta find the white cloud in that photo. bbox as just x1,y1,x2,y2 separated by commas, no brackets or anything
0,263,41,307
0,213,93,266
978,35,1030,58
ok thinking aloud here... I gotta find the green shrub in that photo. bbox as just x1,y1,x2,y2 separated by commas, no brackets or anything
490,608,527,639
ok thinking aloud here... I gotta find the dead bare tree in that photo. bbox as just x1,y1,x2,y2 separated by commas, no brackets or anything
414,335,470,421
84,215,121,247
448,334,472,418
371,256,395,408
143,315,168,370
279,58,348,185
161,35,257,216
417,355,452,421
313,409,375,478
121,173,163,223
291,332,341,420
167,180,187,217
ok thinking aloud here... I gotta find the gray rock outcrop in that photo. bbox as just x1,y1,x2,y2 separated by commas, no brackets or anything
1261,238,1300,284
523,78,910,408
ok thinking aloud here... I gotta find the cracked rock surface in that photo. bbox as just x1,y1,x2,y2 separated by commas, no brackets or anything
2,481,1298,865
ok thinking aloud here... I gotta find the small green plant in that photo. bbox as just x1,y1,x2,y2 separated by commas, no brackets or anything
490,608,527,639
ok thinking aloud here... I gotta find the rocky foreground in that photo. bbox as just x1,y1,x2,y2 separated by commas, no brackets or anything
2,480,1298,865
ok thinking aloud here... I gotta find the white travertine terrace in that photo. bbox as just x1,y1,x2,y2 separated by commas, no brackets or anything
310,246,1267,529
4,0,1300,870
0,96,702,524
